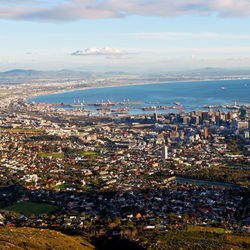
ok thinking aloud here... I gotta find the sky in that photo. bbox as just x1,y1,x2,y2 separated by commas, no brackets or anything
0,0,250,73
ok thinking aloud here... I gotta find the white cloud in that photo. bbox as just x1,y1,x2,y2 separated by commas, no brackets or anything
71,48,126,56
1,0,250,21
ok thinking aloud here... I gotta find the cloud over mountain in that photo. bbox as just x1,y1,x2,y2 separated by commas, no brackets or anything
0,0,250,21
71,48,126,56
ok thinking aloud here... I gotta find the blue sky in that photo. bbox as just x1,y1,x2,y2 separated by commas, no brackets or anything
0,0,250,72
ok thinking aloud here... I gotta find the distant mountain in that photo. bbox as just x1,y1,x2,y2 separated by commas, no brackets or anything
0,69,93,79
1,68,250,81
188,67,250,75
0,69,134,80
1,69,43,77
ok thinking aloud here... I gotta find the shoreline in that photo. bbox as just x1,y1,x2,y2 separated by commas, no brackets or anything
26,77,250,103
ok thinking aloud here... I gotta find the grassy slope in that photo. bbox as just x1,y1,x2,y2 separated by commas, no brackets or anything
139,230,250,250
4,201,58,216
37,152,65,158
0,227,94,250
187,225,227,233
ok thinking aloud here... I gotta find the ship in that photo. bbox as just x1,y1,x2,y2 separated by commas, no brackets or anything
70,104,85,107
141,106,157,111
111,107,129,113
127,101,143,105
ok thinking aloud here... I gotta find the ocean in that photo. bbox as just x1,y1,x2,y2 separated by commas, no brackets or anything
28,79,250,115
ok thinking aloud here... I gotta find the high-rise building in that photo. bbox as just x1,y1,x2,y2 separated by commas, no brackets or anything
244,131,249,139
226,112,233,121
215,116,221,125
204,120,210,127
153,111,158,122
237,121,248,130
182,116,190,124
202,112,209,121
240,108,247,121
204,127,208,139
208,108,213,116
191,115,199,125
162,145,168,160
195,110,202,117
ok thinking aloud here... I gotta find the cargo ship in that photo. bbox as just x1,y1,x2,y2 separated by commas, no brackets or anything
111,107,129,114
112,107,129,112
141,106,157,111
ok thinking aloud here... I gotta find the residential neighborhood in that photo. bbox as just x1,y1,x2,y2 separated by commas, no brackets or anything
0,96,249,237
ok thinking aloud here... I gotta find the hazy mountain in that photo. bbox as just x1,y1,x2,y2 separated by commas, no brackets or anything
0,69,93,79
186,67,250,76
1,69,43,77
0,69,133,78
1,68,250,82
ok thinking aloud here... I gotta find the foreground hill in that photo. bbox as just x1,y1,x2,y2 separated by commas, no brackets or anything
0,227,94,249
136,230,250,250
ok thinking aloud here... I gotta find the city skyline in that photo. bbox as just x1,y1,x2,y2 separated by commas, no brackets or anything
1,0,250,72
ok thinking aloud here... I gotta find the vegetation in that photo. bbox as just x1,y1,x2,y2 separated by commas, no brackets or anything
181,165,249,186
37,152,65,159
187,225,226,234
0,128,43,133
4,201,58,216
137,229,250,249
53,183,71,190
225,136,248,154
81,151,99,157
0,227,94,249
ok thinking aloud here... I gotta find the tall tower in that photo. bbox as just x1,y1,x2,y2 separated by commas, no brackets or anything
162,145,168,160
240,108,247,121
154,111,158,122
208,108,213,116
204,127,208,139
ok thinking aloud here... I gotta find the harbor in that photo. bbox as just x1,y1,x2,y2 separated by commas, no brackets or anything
27,79,250,116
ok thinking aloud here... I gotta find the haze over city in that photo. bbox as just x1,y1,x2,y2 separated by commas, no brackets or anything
1,0,250,72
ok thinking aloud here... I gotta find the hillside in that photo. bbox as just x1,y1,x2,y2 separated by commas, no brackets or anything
0,227,94,249
137,230,250,250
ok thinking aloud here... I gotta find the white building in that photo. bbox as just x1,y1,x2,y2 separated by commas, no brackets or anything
162,145,168,160
237,121,248,131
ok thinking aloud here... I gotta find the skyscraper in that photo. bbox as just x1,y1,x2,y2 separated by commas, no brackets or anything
153,111,158,122
162,145,168,160
204,127,208,139
240,108,247,121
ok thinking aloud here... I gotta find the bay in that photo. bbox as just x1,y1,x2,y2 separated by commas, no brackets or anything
27,79,250,115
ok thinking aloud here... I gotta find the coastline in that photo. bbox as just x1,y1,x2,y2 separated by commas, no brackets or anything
26,77,250,103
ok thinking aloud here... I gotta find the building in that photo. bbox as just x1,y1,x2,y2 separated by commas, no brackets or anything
204,127,208,139
153,112,158,122
240,108,247,121
237,121,248,131
202,112,209,121
162,145,168,160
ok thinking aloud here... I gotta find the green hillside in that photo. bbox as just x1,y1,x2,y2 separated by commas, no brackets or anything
0,227,94,250
4,201,58,216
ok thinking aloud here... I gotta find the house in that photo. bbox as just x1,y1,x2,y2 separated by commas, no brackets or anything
0,213,4,225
